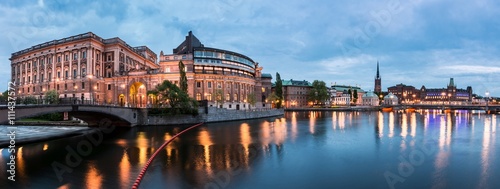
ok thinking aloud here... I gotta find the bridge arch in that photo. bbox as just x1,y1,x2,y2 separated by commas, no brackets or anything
0,105,142,127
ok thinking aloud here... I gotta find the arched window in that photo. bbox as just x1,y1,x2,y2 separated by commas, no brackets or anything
196,93,201,101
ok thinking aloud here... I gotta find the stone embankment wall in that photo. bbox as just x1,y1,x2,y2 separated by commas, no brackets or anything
145,108,284,126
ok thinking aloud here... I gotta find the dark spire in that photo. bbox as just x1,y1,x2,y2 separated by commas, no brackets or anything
376,61,380,79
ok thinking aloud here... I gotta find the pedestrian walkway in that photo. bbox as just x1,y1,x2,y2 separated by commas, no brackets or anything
0,126,91,148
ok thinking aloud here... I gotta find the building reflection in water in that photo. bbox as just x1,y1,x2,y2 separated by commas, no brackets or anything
198,127,213,176
389,112,395,138
432,114,452,189
410,113,417,138
240,123,252,167
119,149,131,189
85,162,102,189
136,132,149,165
309,111,316,134
377,112,384,138
478,115,496,189
291,112,298,141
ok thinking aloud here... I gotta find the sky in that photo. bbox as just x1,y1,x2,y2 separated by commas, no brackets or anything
1,0,500,96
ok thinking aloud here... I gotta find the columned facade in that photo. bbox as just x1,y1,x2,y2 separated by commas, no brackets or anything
10,31,271,110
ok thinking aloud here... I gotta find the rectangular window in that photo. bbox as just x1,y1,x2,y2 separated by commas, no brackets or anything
96,83,99,90
57,71,61,78
64,83,67,90
196,81,201,88
107,84,111,90
65,70,68,78
73,53,77,60
82,51,87,59
34,75,37,83
48,73,52,81
207,81,212,88
217,82,222,89
57,84,59,90
65,55,69,61
73,70,77,78
82,82,85,89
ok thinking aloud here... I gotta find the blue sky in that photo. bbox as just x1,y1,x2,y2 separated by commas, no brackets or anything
1,0,500,96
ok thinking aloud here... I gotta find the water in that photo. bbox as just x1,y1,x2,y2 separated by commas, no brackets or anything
0,110,499,189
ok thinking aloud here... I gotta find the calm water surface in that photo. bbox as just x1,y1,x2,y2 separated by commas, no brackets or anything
1,110,499,189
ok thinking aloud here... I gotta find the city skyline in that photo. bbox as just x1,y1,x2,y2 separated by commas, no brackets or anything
1,0,500,96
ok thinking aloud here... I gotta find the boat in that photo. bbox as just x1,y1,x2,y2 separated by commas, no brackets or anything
405,107,416,113
382,107,393,112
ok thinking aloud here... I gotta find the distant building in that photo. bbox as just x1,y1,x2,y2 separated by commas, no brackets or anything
330,84,365,105
362,91,380,106
419,78,473,105
383,93,399,105
387,83,417,104
279,79,312,108
374,61,382,93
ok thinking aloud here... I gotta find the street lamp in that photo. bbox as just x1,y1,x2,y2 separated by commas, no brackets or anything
412,94,416,105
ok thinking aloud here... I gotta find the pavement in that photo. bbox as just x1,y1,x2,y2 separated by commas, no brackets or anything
0,126,92,148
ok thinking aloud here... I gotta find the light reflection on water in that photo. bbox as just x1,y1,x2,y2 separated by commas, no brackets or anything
0,111,499,189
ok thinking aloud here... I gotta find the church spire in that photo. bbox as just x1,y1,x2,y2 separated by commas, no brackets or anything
376,61,380,79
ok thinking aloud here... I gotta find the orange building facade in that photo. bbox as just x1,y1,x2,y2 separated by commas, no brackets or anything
10,31,272,110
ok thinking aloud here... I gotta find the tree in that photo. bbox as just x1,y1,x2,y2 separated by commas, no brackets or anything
353,89,358,104
0,90,7,104
214,89,224,108
178,61,188,93
147,80,198,115
23,96,37,104
247,92,257,109
275,72,283,108
307,80,329,106
45,90,59,104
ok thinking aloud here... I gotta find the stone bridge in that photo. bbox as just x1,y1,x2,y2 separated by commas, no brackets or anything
0,105,146,127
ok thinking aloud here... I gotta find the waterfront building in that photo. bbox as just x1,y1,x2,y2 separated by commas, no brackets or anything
419,78,472,105
383,93,399,105
330,84,365,105
362,91,379,106
10,31,272,109
279,79,312,108
374,61,382,93
387,83,417,104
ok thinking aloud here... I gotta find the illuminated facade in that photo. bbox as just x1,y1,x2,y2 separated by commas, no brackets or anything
10,31,272,109
419,78,473,104
280,79,312,108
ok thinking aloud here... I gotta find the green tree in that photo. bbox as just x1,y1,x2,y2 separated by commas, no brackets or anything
23,96,37,104
247,92,257,109
0,90,7,103
147,80,198,115
178,61,188,92
275,72,283,108
45,90,59,104
307,80,329,106
214,89,224,108
353,89,358,104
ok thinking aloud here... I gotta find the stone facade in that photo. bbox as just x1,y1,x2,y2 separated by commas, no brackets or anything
10,31,272,110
